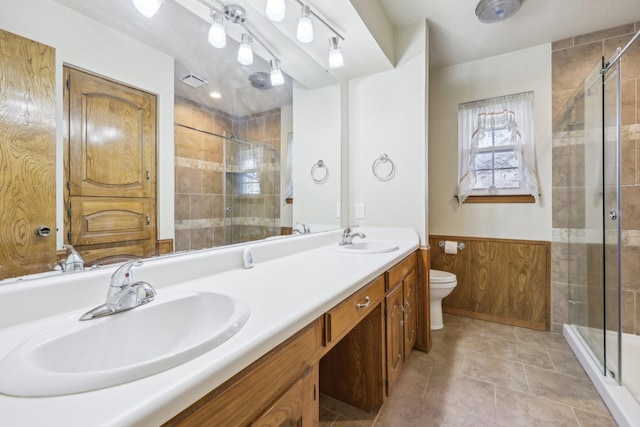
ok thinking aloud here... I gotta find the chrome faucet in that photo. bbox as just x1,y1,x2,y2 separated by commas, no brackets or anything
79,260,156,321
339,225,366,246
292,222,311,235
55,245,85,272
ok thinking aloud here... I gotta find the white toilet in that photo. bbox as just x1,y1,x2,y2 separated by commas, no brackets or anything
429,269,457,330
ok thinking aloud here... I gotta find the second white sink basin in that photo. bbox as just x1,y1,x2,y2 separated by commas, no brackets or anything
0,290,250,397
334,240,399,254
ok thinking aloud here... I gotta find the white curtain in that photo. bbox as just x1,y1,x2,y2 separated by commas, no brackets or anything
457,91,538,204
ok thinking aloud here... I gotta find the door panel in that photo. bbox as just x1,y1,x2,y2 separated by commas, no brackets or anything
68,68,155,198
0,30,56,279
70,199,152,246
385,285,404,393
403,270,417,359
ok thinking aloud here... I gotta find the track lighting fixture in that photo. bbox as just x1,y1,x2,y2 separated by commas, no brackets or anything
328,37,343,69
270,59,285,86
135,0,347,87
265,0,286,22
132,0,164,18
208,12,226,48
237,33,254,66
296,4,313,43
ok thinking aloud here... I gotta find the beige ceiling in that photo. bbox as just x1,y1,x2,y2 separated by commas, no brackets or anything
380,0,640,69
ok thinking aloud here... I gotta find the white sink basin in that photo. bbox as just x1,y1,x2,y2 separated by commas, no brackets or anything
0,291,250,397
333,240,399,254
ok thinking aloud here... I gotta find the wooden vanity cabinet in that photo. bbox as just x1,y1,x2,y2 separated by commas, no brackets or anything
164,319,322,427
384,252,418,394
164,251,424,425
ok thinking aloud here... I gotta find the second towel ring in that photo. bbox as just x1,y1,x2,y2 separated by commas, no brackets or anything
372,154,395,180
311,160,329,183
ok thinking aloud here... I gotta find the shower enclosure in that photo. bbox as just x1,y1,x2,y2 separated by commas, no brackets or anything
225,138,280,244
563,31,640,426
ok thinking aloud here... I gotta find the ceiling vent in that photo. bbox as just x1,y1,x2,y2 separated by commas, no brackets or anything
475,0,523,23
249,72,273,90
179,73,208,88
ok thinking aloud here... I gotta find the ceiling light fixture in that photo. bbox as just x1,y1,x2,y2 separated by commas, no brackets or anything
132,0,164,18
296,4,314,43
208,12,226,48
209,91,222,99
265,0,285,22
237,33,254,66
328,37,344,69
475,0,523,23
270,59,285,86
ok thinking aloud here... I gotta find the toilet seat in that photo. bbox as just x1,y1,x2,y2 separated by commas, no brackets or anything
430,269,456,287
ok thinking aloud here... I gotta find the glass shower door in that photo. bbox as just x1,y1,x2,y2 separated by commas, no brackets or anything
568,55,622,382
567,59,606,374
602,53,622,383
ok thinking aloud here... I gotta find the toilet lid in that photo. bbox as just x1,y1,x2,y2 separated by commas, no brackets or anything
430,269,456,284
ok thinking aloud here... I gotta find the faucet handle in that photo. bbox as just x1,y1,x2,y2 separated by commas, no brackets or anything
343,225,359,234
110,259,143,288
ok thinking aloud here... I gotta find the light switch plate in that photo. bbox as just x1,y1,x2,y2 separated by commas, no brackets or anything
336,202,341,218
355,203,365,219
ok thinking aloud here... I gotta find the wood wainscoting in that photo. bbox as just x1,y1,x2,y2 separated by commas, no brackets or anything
429,235,550,331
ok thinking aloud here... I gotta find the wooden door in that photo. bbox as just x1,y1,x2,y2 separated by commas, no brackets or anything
403,270,417,360
385,284,404,394
64,66,157,261
67,68,155,198
0,29,56,280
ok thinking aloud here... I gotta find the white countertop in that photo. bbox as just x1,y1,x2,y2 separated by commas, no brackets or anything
0,227,419,426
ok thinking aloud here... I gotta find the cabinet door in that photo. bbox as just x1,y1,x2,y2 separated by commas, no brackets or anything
251,366,317,427
403,270,417,360
385,285,404,393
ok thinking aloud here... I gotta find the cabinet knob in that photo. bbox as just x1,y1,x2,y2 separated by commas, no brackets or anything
356,296,370,309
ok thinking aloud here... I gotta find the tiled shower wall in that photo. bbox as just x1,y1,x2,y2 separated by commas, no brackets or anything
551,23,640,334
174,97,281,251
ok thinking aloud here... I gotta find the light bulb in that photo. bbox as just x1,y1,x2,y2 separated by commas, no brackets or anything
237,34,253,66
270,60,284,86
266,0,285,22
296,5,313,43
328,37,343,69
208,13,226,48
132,0,164,18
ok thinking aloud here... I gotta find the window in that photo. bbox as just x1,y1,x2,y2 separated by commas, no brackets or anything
457,92,538,204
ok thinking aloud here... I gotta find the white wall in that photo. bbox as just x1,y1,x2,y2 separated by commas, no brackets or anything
348,21,428,245
0,0,175,244
428,44,552,241
292,83,342,228
279,104,293,228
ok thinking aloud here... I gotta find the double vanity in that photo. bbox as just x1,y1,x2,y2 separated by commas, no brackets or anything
0,227,424,426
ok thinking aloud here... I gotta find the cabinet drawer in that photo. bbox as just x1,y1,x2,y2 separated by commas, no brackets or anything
325,275,384,344
386,252,417,290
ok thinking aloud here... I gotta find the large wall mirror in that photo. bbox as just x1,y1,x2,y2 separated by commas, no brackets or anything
0,0,367,282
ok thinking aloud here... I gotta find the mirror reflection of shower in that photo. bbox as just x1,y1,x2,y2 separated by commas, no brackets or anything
225,137,280,244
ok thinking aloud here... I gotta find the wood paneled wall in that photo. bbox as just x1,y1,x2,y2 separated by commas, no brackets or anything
429,235,551,331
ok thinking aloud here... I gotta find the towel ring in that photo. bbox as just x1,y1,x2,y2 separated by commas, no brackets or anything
372,154,395,180
311,160,329,183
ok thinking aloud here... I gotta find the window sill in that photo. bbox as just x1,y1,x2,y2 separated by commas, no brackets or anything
456,194,536,204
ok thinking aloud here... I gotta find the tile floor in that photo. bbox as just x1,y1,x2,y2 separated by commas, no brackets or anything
319,314,618,427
